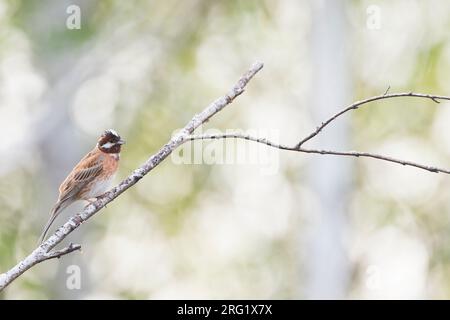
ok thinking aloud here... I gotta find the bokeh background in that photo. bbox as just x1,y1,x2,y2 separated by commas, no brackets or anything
1,0,450,299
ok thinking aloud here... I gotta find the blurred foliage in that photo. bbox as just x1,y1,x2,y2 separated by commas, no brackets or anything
1,0,450,299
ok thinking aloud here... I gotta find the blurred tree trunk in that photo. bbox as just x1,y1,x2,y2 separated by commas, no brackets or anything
304,0,352,299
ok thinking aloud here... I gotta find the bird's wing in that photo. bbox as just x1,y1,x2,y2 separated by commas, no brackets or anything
72,162,103,182
58,151,104,203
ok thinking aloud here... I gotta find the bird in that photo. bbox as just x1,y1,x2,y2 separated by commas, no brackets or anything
39,129,125,244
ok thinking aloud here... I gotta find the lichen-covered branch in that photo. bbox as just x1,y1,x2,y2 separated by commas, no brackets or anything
0,61,264,291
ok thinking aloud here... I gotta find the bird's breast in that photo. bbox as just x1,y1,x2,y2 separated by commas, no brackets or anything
84,175,115,199
81,152,120,200
105,153,120,170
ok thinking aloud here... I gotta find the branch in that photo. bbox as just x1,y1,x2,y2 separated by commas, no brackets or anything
0,61,264,291
187,133,450,174
295,92,450,148
187,90,450,175
42,243,82,261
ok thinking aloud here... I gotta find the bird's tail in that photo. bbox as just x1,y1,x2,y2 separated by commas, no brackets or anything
38,199,72,244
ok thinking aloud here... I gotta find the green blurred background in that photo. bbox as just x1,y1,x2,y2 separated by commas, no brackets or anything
1,0,450,299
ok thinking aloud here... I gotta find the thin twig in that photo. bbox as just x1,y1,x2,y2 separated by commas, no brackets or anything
187,133,450,174
0,61,264,291
295,92,449,148
187,133,294,151
42,243,82,261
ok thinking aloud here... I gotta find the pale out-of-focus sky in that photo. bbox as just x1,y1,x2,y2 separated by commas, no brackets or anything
0,0,450,299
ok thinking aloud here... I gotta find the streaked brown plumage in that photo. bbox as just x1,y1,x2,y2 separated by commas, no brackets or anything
39,129,125,243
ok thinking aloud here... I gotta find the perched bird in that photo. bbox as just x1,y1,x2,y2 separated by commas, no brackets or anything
39,129,125,243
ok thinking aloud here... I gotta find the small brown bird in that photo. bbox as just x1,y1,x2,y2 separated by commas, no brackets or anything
39,129,125,243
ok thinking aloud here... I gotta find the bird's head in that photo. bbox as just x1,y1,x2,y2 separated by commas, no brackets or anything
97,129,125,153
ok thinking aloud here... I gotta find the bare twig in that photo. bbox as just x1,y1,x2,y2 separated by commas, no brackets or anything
0,62,264,291
187,133,294,151
297,148,449,173
187,133,450,174
42,243,82,261
295,92,450,148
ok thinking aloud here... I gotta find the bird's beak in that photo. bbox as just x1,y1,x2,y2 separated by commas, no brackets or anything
118,139,126,145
